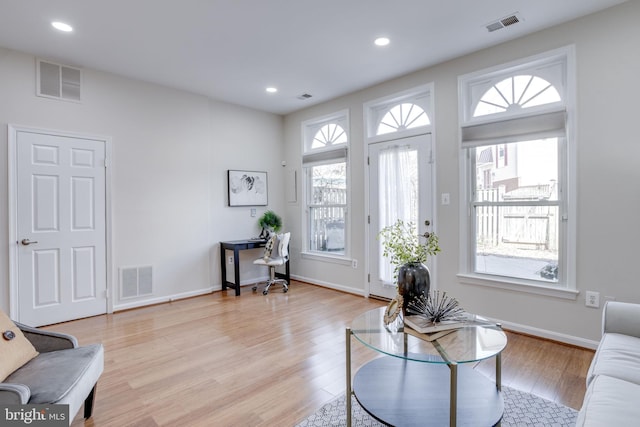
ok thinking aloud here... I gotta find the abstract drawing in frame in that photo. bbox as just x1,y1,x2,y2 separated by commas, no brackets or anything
227,170,268,206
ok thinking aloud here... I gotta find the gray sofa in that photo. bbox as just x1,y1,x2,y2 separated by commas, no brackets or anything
0,323,104,425
576,301,640,425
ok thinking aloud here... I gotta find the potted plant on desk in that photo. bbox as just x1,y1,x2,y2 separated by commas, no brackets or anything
258,210,282,239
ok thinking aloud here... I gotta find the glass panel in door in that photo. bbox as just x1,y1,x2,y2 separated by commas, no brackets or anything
369,134,433,299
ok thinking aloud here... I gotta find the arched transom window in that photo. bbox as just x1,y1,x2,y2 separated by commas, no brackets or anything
473,75,561,117
312,123,347,149
302,111,350,257
458,47,575,291
377,103,430,135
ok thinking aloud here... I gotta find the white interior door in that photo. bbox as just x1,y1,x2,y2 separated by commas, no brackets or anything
368,134,434,299
13,128,107,326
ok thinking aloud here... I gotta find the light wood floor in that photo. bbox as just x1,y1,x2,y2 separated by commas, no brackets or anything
44,281,594,426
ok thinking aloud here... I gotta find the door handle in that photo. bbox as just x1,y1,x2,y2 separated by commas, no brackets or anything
21,239,39,246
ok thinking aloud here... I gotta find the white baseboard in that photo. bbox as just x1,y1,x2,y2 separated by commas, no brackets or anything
477,316,599,350
113,287,215,312
290,274,365,296
218,276,270,289
245,275,269,286
291,275,598,349
115,276,272,311
113,276,598,350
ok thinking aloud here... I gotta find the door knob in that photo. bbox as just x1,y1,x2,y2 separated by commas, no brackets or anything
21,239,39,246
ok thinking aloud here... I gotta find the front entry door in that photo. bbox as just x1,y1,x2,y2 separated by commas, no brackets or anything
12,127,108,326
368,134,434,299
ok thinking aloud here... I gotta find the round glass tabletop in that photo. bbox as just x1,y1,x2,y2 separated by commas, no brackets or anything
350,306,507,364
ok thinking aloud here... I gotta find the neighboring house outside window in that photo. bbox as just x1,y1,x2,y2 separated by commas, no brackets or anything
458,47,576,297
302,111,349,258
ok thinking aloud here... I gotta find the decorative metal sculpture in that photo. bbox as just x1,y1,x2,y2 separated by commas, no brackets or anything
406,291,465,323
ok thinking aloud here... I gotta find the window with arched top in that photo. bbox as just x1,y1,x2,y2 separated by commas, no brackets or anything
377,103,431,135
364,85,433,140
312,123,347,149
458,46,576,296
473,75,561,117
302,111,350,258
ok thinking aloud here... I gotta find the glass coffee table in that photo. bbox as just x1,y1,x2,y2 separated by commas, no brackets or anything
346,307,507,427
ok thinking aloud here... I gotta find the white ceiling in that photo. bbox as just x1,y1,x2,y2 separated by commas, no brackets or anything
0,0,627,115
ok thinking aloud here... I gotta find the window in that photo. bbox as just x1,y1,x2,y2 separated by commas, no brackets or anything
458,47,576,296
302,111,349,257
311,123,347,149
365,85,432,140
377,103,430,135
473,75,561,117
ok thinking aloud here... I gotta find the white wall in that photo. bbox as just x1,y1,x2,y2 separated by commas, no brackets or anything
0,47,284,312
208,101,286,285
2,1,637,344
283,1,640,344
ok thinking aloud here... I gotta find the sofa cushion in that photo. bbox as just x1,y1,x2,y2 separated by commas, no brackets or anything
5,344,103,405
587,333,640,386
576,375,640,426
0,310,38,382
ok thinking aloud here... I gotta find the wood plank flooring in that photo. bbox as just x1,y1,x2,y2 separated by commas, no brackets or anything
42,281,594,426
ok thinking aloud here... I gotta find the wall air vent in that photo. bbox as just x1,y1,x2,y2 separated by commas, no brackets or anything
37,59,82,102
120,266,153,299
486,12,523,32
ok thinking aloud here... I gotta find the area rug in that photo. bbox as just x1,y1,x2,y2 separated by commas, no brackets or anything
295,386,577,426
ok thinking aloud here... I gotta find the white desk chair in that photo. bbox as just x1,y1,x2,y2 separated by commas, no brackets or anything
252,232,291,295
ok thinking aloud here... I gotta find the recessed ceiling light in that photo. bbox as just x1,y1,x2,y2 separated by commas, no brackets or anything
374,37,390,47
266,87,278,93
52,21,73,32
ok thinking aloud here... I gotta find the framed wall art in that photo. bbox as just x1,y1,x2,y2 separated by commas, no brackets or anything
227,170,268,206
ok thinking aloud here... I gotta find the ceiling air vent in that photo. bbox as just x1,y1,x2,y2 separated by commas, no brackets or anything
37,59,82,102
486,12,523,33
297,93,313,100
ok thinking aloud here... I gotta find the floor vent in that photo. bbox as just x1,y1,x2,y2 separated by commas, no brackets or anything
486,13,523,32
120,266,153,299
37,59,82,102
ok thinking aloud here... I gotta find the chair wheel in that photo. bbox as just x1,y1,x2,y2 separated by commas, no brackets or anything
263,290,268,295
283,288,288,293
252,286,257,291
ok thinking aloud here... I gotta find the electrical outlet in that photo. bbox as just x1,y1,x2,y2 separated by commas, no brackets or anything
352,259,358,269
586,291,600,308
228,256,233,265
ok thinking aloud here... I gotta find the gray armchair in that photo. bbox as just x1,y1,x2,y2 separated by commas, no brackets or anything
1,322,104,425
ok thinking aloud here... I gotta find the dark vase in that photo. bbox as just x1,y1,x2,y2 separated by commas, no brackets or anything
397,262,430,314
259,228,269,240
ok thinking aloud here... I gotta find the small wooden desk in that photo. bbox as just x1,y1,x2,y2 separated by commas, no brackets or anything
219,239,290,296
